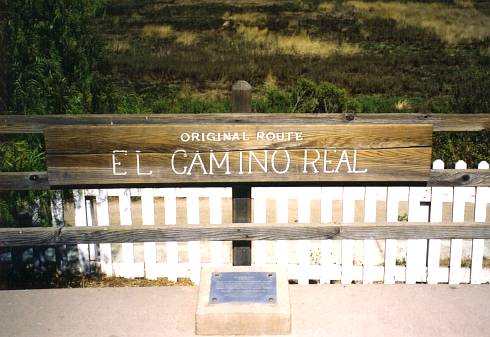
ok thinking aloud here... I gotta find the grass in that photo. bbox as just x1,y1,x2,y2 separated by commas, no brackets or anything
236,26,361,57
99,0,490,111
108,38,131,53
175,31,199,46
141,24,174,38
348,1,490,45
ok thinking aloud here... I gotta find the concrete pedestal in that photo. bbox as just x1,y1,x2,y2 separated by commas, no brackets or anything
195,266,291,335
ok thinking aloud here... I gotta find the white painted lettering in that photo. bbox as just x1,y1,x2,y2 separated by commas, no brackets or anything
135,150,152,176
323,149,336,173
248,150,268,173
271,150,290,174
187,151,208,175
335,150,352,173
303,149,320,173
112,150,127,176
209,151,231,175
352,150,368,173
180,133,190,142
171,150,188,175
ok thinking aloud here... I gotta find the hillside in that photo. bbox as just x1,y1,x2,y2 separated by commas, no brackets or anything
99,0,490,114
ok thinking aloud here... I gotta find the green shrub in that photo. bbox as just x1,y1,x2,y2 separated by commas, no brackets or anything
3,0,112,114
433,131,489,168
315,81,348,113
253,86,292,113
114,93,151,114
290,79,356,113
167,96,230,114
291,78,319,113
0,136,51,227
344,97,362,115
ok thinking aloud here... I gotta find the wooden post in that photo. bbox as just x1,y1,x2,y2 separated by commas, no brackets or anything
231,80,252,113
231,81,252,265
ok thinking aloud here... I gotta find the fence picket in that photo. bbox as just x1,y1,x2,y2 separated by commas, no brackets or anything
141,188,157,280
407,187,431,284
85,199,98,265
163,189,178,282
184,189,201,285
450,161,474,284
471,161,489,284
363,187,387,284
320,187,342,284
342,187,365,284
275,189,289,269
118,189,136,278
209,190,224,266
74,189,90,274
385,187,409,284
252,189,267,266
428,161,453,284
297,188,314,285
96,189,112,276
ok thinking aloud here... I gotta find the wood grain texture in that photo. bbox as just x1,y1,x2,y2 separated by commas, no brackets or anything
1,169,488,190
44,124,432,154
46,148,432,185
44,123,432,185
429,169,490,187
0,172,49,190
0,113,488,133
1,222,489,247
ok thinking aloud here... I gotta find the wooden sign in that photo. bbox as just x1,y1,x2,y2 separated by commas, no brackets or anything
44,123,432,186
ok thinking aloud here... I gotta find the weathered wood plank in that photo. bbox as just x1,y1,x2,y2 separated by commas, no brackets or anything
1,169,489,190
0,113,488,133
429,169,490,187
46,147,432,185
1,222,490,247
0,172,49,190
44,124,432,154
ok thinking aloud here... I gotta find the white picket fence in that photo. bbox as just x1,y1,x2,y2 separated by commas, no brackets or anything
73,160,490,285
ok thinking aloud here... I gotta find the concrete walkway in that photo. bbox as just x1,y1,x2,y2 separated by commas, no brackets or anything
1,285,489,337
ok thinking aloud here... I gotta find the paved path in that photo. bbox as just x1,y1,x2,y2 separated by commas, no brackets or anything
1,285,489,337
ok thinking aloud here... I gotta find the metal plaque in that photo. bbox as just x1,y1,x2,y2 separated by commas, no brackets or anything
209,272,277,304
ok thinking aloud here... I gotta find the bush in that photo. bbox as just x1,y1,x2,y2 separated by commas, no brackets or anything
315,81,348,113
433,131,489,168
253,86,292,113
0,136,52,227
291,78,319,112
290,78,356,113
3,0,113,114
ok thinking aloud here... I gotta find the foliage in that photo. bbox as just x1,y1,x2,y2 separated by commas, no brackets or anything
253,86,292,113
452,67,490,113
291,78,319,112
315,81,349,113
3,0,113,114
291,78,359,113
113,90,230,114
0,13,7,112
0,136,51,227
356,95,425,113
433,131,489,168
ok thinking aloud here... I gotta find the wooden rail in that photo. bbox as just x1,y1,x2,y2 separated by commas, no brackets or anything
0,169,488,190
1,222,489,247
1,113,489,134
